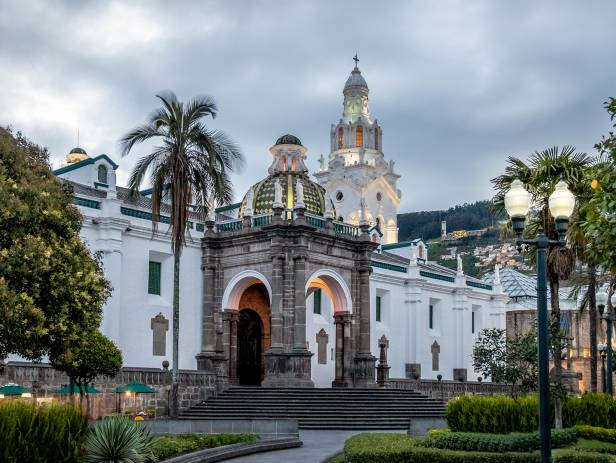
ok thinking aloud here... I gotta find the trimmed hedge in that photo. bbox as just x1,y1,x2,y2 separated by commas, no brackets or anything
576,426,616,444
0,401,88,463
566,395,616,429
445,394,539,433
151,433,257,459
426,428,578,453
343,434,614,463
446,393,616,433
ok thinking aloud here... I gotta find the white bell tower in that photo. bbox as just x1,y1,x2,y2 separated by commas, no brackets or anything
314,56,401,244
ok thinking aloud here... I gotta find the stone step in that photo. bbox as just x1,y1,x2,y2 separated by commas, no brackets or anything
179,387,445,430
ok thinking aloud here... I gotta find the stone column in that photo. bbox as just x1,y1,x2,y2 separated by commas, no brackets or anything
196,249,217,370
333,311,351,387
377,335,390,387
293,253,308,350
354,264,377,387
224,309,239,385
269,252,284,351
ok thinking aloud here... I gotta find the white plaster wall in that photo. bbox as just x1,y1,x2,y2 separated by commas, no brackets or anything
78,208,203,370
370,268,504,381
305,292,336,387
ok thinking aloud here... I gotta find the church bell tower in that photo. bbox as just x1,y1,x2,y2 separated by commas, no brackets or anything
314,56,401,244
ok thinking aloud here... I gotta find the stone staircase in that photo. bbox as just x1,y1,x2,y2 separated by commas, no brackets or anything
179,387,445,430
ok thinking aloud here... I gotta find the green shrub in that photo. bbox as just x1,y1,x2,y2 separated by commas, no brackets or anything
426,428,578,453
446,393,616,433
150,433,257,459
83,416,156,463
343,433,613,463
565,395,616,429
0,401,87,463
576,426,616,444
445,395,539,433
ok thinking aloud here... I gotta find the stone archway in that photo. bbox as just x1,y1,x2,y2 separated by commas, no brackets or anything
305,269,353,387
238,284,271,385
237,309,263,385
219,271,272,386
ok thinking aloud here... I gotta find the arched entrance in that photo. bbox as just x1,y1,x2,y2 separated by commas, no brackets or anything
305,270,353,387
237,309,263,385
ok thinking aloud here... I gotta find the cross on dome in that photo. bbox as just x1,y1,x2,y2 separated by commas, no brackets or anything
353,53,359,69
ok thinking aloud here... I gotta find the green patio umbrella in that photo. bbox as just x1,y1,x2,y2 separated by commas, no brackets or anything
56,384,101,395
0,383,33,396
116,382,156,417
115,382,155,394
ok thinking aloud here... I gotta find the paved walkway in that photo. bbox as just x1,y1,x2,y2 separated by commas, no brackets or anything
226,430,402,463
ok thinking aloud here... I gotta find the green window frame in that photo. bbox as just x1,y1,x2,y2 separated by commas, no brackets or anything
148,261,161,295
429,304,434,329
376,295,382,322
313,288,322,314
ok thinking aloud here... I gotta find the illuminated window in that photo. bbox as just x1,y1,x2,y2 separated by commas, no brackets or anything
281,157,287,172
337,127,344,149
356,126,363,147
291,158,297,172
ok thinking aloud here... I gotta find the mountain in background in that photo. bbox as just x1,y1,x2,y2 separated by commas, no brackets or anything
397,200,504,242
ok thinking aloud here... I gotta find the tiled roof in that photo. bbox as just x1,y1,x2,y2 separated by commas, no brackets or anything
484,267,570,301
61,179,108,198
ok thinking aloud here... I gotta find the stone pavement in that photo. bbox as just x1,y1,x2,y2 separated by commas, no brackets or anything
226,429,404,463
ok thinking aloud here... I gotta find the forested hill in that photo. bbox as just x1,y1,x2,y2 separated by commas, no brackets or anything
397,200,503,242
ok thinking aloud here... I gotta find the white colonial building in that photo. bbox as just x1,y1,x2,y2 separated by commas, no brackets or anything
7,60,510,388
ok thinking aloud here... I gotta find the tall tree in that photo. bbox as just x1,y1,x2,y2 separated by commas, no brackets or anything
120,92,243,417
492,146,593,426
582,98,616,273
0,128,110,365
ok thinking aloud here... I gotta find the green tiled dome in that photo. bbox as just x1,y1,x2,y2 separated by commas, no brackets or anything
275,134,303,146
241,173,328,216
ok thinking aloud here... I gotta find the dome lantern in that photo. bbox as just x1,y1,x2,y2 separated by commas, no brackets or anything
239,135,335,218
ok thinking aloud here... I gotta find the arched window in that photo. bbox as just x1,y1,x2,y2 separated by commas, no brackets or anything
418,244,424,259
291,157,297,172
337,127,344,149
374,127,380,150
355,126,363,147
281,156,287,172
97,165,108,184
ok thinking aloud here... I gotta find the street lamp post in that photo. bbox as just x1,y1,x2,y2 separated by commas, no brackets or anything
504,179,575,463
599,343,607,393
597,290,616,395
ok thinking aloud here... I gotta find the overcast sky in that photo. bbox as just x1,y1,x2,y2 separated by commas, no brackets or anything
1,1,615,212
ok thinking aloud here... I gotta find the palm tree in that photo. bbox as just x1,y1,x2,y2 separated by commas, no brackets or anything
492,146,593,426
120,91,243,417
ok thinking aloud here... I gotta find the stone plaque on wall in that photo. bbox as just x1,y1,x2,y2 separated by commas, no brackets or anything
316,329,328,365
151,312,169,356
431,341,440,371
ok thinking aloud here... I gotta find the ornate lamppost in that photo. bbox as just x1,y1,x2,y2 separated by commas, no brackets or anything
504,179,575,463
597,289,616,395
598,343,608,393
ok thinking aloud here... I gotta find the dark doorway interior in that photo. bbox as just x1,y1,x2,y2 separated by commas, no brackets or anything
237,309,263,385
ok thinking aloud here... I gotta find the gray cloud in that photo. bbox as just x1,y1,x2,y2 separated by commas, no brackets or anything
1,0,614,211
